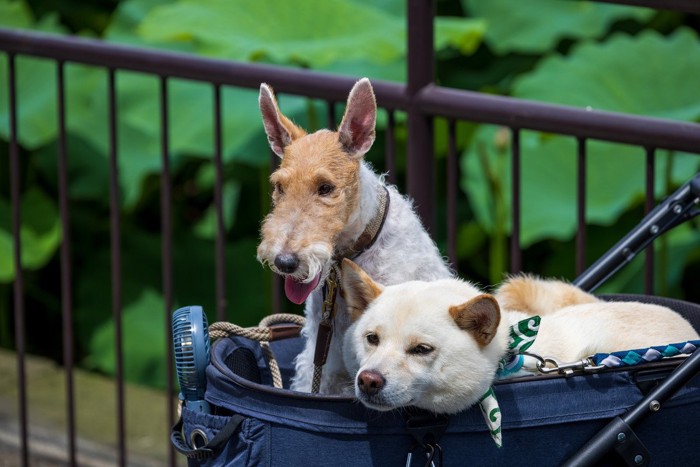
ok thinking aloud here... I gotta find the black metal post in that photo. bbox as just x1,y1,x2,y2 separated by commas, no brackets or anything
385,110,397,185
56,60,77,467
576,138,587,276
107,68,126,467
644,147,655,294
407,0,436,232
510,128,521,274
447,119,458,268
159,76,177,467
213,84,227,322
8,52,29,467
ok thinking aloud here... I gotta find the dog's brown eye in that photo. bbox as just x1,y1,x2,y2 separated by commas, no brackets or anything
275,183,284,195
366,333,379,346
318,183,334,196
409,344,434,355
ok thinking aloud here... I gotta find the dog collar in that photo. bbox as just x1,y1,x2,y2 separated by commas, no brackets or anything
337,185,390,260
479,315,541,448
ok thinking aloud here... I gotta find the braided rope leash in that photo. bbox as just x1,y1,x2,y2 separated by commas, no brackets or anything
209,313,305,389
591,340,700,368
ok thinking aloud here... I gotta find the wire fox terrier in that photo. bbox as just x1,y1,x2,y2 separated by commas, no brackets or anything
257,78,452,394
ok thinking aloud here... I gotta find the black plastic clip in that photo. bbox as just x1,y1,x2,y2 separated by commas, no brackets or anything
405,410,449,467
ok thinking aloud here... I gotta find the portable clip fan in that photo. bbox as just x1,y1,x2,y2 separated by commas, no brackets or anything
172,305,211,414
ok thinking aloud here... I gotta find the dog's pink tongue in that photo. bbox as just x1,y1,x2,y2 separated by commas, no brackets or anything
284,273,321,305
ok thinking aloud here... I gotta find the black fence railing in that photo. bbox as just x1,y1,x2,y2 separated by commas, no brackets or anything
1,0,699,465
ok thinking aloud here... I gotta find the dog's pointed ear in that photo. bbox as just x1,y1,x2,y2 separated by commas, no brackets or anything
341,258,383,321
338,78,376,159
449,294,501,347
259,83,307,158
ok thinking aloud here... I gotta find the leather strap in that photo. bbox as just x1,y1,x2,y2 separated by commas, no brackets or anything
311,187,390,393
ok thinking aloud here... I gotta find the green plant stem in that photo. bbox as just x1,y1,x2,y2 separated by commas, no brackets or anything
306,99,319,131
476,140,507,284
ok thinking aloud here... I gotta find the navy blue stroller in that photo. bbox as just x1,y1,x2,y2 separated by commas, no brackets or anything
171,173,700,466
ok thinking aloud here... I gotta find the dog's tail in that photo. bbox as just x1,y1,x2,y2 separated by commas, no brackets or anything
495,274,599,316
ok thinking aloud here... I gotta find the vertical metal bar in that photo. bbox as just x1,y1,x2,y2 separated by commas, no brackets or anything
107,68,126,467
510,128,522,274
267,95,284,313
447,119,458,268
576,138,587,276
269,148,283,313
644,147,655,294
213,84,227,322
56,60,77,466
385,110,396,185
159,76,176,467
407,0,435,232
8,53,29,467
326,100,336,128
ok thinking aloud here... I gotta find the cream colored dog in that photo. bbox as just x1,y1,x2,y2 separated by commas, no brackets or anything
340,259,699,414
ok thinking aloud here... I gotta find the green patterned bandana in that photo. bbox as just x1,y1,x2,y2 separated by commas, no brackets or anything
478,386,502,447
498,315,541,378
478,315,541,448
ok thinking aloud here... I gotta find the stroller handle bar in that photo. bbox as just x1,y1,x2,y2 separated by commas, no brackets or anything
574,172,700,293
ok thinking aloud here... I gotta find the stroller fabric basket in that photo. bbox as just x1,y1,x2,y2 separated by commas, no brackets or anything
172,173,700,466
172,295,700,467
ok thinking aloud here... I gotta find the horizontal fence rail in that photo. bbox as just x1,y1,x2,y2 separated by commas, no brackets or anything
417,85,700,155
1,29,699,154
0,29,406,109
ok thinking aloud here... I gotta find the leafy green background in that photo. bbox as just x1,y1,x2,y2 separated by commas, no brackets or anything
1,0,698,390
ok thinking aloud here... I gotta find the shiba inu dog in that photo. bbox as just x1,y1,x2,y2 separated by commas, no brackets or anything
340,259,699,414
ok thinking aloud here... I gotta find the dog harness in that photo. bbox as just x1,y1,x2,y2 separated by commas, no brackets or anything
311,186,391,394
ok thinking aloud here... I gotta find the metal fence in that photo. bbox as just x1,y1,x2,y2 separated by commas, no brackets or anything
1,0,699,465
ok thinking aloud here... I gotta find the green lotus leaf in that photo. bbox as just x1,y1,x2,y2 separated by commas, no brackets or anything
463,0,653,55
512,28,700,121
87,288,168,389
0,188,62,283
137,0,405,67
0,0,34,28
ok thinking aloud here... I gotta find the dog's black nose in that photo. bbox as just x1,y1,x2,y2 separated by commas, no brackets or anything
357,370,385,396
274,253,299,274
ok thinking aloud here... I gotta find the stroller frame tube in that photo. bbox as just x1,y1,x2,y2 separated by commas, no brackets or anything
567,172,700,465
564,348,700,466
574,173,700,293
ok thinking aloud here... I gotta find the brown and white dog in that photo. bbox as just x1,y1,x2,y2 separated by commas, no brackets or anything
256,79,451,393
341,259,699,414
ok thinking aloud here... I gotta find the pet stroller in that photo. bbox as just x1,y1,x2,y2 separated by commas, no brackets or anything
170,173,700,466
